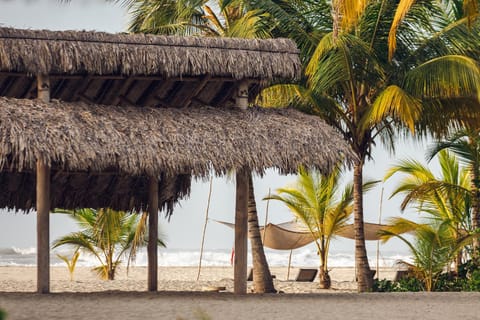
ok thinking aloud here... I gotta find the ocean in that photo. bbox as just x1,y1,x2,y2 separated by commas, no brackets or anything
0,246,412,268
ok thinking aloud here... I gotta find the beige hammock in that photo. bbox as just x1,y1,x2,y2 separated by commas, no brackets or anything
214,220,386,250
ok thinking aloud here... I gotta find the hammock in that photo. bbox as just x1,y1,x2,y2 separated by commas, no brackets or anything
214,220,386,250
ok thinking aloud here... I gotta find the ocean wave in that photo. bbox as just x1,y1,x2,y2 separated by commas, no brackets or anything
12,247,36,255
0,246,413,268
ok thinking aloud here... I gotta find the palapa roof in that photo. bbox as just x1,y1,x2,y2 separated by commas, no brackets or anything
0,27,356,213
0,97,354,211
0,27,300,107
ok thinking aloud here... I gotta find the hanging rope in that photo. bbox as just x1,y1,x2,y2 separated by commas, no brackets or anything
376,186,384,279
196,176,214,281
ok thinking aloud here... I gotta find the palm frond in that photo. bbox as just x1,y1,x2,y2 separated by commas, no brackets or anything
388,0,416,60
364,85,421,133
405,55,480,100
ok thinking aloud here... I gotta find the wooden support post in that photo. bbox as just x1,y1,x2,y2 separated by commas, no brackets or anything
147,177,159,291
234,168,249,294
236,80,249,110
36,161,50,293
36,74,51,294
37,74,50,102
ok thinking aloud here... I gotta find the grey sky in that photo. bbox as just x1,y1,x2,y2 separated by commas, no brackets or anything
0,0,426,254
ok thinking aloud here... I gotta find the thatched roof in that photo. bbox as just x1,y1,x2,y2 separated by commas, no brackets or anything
0,97,353,176
0,97,354,211
0,28,301,108
0,27,299,80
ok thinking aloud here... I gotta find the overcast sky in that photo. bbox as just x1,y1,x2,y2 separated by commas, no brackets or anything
0,0,429,254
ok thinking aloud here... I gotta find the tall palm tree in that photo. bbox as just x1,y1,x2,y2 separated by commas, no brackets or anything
265,166,375,288
247,174,276,292
125,0,277,293
384,150,473,271
53,208,163,280
253,0,480,291
428,129,480,256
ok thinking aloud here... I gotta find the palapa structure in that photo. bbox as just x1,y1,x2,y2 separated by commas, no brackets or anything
0,27,355,294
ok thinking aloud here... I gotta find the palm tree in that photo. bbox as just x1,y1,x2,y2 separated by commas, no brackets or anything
253,0,480,291
428,130,480,257
125,0,277,293
247,174,276,292
127,0,271,38
265,166,375,288
53,208,164,280
384,150,473,271
380,218,472,291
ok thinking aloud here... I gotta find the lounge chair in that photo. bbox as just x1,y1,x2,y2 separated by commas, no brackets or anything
295,268,318,282
247,268,276,281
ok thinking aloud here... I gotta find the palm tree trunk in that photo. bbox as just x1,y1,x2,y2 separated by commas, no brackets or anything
247,174,276,293
471,166,480,258
319,264,331,289
331,0,340,39
353,161,373,292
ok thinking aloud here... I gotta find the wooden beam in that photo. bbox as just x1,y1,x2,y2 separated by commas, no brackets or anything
153,96,174,108
234,167,249,294
111,78,135,106
22,77,38,99
191,97,209,107
183,74,211,108
36,73,51,294
147,178,159,291
143,80,172,107
71,75,92,102
118,95,137,107
211,82,236,108
76,93,95,104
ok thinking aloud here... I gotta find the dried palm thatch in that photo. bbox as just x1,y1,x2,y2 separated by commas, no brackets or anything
0,97,354,177
0,97,354,211
0,27,300,81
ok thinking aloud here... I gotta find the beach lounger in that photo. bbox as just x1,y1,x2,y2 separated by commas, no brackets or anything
247,268,276,281
295,268,318,282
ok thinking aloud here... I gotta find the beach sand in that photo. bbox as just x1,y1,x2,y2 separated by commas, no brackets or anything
0,266,478,320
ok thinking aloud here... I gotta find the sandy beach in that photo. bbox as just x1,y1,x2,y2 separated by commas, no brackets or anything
0,266,479,320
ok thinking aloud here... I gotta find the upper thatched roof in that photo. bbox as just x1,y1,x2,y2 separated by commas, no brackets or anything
0,27,300,81
0,27,300,108
0,97,354,177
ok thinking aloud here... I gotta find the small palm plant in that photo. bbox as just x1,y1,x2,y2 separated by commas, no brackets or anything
265,166,375,289
385,150,473,271
53,208,164,280
56,248,80,281
380,218,474,291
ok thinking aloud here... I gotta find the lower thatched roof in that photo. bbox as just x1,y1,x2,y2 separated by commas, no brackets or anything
0,97,354,177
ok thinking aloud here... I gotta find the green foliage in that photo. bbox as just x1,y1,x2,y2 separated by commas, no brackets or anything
0,308,6,320
374,259,480,292
383,150,480,289
53,208,164,280
56,249,80,281
434,272,464,291
380,218,473,291
373,277,424,292
372,278,397,292
127,0,273,39
463,269,480,291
